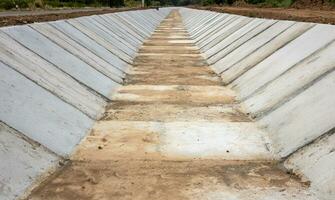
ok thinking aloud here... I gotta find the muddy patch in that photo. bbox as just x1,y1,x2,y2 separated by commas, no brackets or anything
102,102,250,122
27,160,312,200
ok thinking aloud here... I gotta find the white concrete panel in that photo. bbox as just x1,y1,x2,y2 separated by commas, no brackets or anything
92,15,140,50
213,21,295,75
97,15,142,46
206,19,269,63
193,15,232,43
66,19,133,64
89,16,138,51
0,122,59,200
2,26,118,99
258,71,335,157
114,13,150,38
285,133,335,200
243,41,335,116
213,20,294,69
221,22,313,84
199,16,251,50
191,14,227,39
124,12,151,32
75,17,136,57
201,17,253,51
0,62,94,156
50,21,128,72
232,24,335,100
106,15,146,41
30,23,125,82
189,14,223,39
0,31,106,119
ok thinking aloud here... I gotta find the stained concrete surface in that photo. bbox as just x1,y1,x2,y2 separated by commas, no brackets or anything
27,10,316,200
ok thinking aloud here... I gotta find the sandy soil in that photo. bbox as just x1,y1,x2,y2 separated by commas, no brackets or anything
28,160,311,200
191,6,335,24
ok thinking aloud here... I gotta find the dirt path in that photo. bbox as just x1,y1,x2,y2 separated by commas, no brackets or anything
191,6,335,25
27,10,316,200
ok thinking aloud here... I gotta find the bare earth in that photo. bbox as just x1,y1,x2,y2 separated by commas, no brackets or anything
1,5,335,27
190,6,335,25
27,10,316,200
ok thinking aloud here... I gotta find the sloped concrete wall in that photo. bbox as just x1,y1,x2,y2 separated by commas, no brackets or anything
0,8,171,200
180,8,335,200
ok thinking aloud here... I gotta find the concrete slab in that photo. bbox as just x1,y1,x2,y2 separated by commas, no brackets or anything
77,17,137,56
30,23,125,82
105,14,144,40
0,31,106,119
205,19,267,61
0,122,59,200
106,14,146,41
199,17,252,51
74,120,273,161
50,21,128,72
2,26,119,99
67,19,133,64
0,62,94,156
212,20,296,74
221,22,313,84
285,132,335,200
111,85,236,105
232,24,335,100
91,16,140,50
195,15,236,44
243,41,335,117
194,14,236,41
209,20,280,66
258,71,335,157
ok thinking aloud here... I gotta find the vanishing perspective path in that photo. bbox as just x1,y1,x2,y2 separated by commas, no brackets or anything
27,10,316,200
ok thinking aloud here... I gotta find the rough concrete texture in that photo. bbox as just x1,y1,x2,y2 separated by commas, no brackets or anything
26,10,316,200
29,23,124,83
0,61,94,156
180,8,334,200
220,22,314,84
1,7,334,200
0,8,170,200
285,131,335,200
0,122,60,200
258,71,335,157
2,25,120,99
0,31,107,120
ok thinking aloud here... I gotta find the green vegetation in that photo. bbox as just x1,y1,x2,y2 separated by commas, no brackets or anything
0,0,32,9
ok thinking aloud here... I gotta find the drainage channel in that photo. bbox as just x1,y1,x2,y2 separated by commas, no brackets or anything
26,10,316,200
